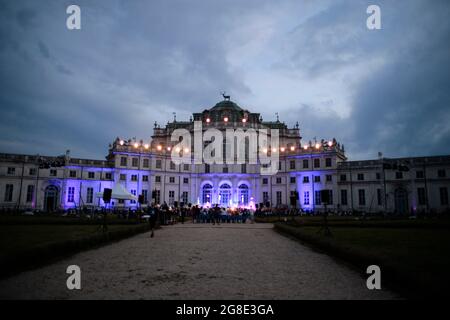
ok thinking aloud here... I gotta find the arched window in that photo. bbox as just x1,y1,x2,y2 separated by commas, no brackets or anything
202,183,212,204
238,184,249,205
219,183,231,207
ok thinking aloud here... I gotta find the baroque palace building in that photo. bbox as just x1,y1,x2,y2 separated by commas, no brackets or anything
0,98,449,214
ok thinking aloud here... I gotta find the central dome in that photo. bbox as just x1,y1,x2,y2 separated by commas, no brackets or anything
210,100,243,112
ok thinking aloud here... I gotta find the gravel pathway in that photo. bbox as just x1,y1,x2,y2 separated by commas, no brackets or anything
0,222,397,299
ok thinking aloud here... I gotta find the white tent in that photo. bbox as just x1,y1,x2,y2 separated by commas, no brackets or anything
96,184,138,201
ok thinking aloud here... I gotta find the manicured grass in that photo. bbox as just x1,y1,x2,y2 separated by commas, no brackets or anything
275,223,450,298
0,223,150,278
0,224,139,259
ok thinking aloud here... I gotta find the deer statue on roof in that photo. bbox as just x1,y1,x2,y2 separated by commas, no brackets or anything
221,91,230,101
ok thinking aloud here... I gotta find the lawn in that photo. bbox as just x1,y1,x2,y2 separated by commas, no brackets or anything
275,223,450,298
0,220,150,278
0,224,140,259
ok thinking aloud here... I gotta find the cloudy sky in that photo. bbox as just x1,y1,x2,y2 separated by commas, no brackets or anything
0,0,449,160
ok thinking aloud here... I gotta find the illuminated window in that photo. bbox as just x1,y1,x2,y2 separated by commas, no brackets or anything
238,184,249,205
202,183,213,204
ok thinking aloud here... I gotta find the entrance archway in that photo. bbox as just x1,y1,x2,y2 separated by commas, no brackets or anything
44,185,59,212
394,188,408,215
219,183,231,207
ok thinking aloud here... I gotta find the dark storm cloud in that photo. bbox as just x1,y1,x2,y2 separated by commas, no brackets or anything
0,0,449,160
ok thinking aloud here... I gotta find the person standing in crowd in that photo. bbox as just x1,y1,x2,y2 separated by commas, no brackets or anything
147,204,157,238
181,207,186,224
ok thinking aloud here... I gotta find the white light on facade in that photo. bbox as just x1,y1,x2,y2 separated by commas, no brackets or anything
224,117,229,122
157,145,162,151
134,142,139,148
119,140,124,146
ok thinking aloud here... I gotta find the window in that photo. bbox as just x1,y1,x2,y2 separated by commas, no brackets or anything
131,175,138,181
326,175,332,182
377,189,382,206
183,177,189,184
376,172,381,180
238,184,249,205
132,158,138,167
278,161,282,171
143,159,149,168
142,190,148,203
5,184,14,202
314,158,320,168
340,174,347,181
86,187,93,204
155,176,161,183
105,172,112,180
440,187,448,205
314,176,321,183
276,177,282,184
303,160,309,169
304,191,310,205
438,169,446,178
262,178,268,185
70,170,76,178
205,164,210,173
50,169,57,177
130,190,136,204
169,177,175,183
168,191,175,205
142,175,149,182
327,190,334,205
241,164,246,173
170,162,176,170
67,187,75,203
182,191,188,204
120,157,127,166
341,189,348,206
325,158,332,167
154,190,161,204
88,172,95,179
263,191,269,203
418,188,426,206
357,173,364,181
396,172,403,179
184,164,190,171
315,191,321,205
202,184,213,204
290,177,296,184
155,160,162,169
416,171,424,179
276,191,282,205
223,167,228,173
29,168,36,176
358,189,366,206
120,174,126,181
26,185,34,203
303,176,309,183
7,167,15,175
290,160,296,170
219,184,231,206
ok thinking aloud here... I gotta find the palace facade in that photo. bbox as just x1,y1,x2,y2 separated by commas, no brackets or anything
1,99,449,214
